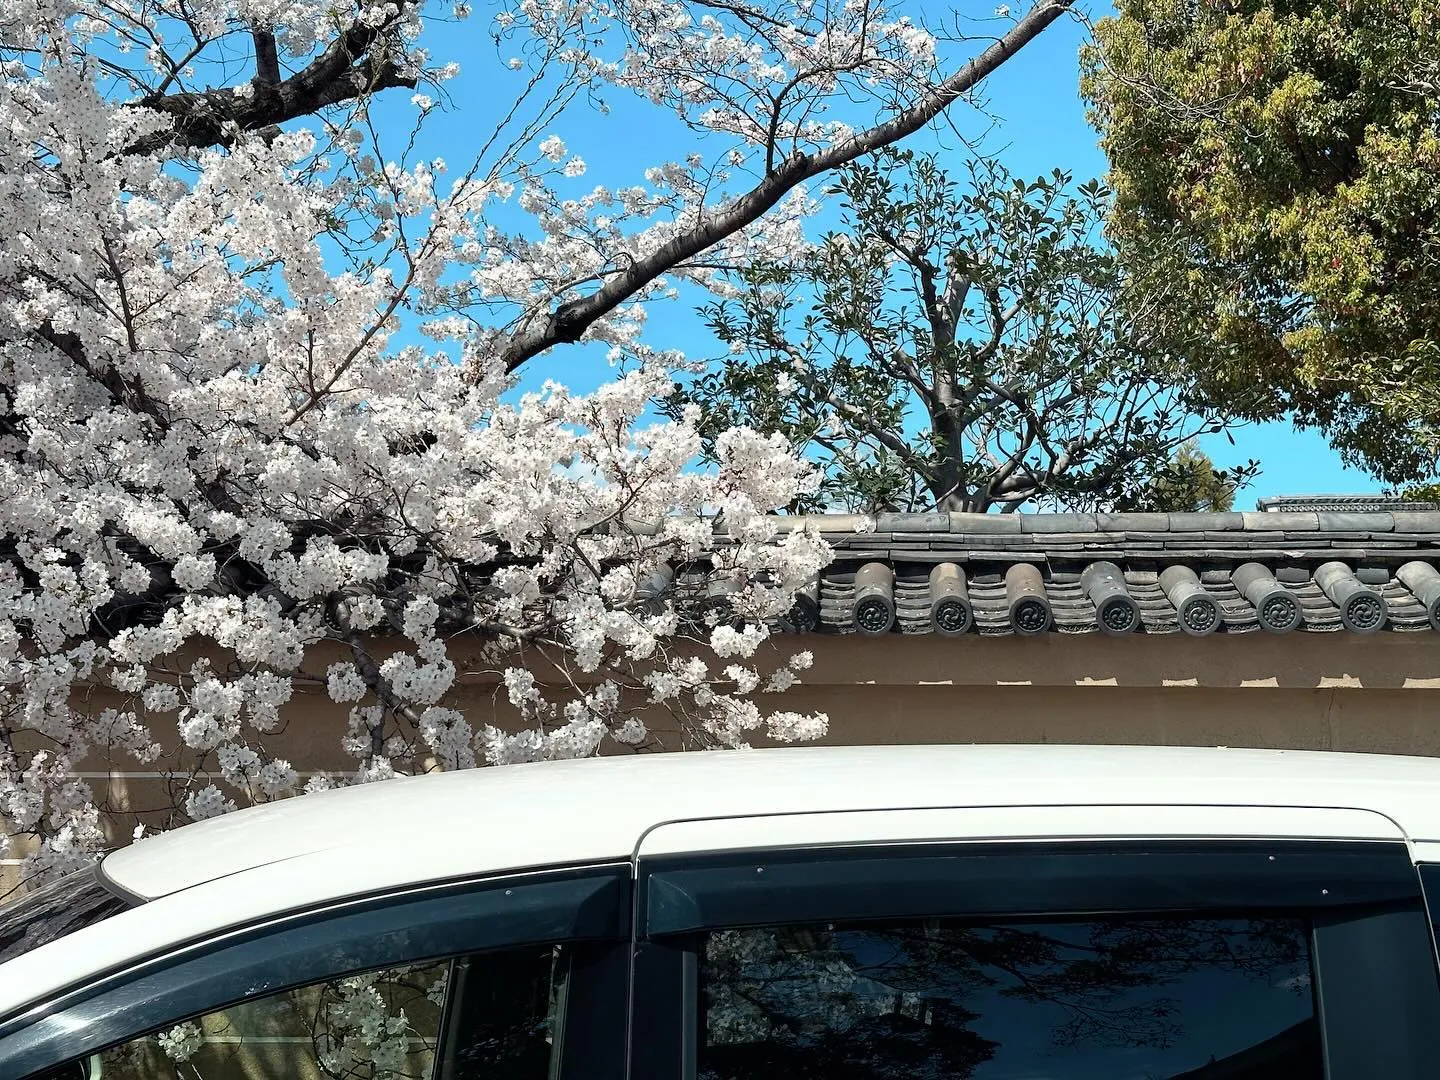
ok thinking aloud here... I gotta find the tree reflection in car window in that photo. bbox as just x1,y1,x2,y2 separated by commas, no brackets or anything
90,943,566,1080
700,917,1322,1080
0,868,130,964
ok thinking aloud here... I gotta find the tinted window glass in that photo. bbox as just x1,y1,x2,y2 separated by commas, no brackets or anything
0,868,129,964
83,943,565,1080
699,917,1321,1080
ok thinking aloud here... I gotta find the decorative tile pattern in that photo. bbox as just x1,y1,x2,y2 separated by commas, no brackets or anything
774,511,1440,637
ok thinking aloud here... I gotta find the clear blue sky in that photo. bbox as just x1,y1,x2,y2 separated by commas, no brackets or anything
408,3,1383,506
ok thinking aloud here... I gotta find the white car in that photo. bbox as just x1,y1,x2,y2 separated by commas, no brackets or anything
3,744,1440,1080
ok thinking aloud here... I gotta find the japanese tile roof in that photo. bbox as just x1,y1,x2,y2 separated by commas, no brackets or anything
1255,494,1440,512
772,510,1440,638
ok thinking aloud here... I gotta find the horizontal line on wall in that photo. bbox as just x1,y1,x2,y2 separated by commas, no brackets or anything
67,771,334,779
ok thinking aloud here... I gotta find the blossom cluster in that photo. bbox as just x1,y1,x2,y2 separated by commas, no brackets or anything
0,0,1009,881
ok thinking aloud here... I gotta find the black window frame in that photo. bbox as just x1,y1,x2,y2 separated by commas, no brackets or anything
1412,863,1440,964
632,840,1440,1080
1,862,631,1080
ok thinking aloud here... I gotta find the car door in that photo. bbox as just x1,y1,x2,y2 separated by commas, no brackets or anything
629,804,1440,1080
0,861,631,1080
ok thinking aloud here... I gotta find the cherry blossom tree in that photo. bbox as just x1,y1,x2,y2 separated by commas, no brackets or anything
0,0,1074,881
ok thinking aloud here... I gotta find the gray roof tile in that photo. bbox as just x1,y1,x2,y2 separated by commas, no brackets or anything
1170,512,1244,531
1097,512,1170,531
793,508,1440,638
948,512,1021,534
1242,511,1319,531
1019,513,1098,533
1257,495,1437,512
1316,511,1394,532
809,514,876,534
1392,512,1440,532
876,512,949,533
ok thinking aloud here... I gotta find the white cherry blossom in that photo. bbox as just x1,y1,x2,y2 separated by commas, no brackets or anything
0,0,1073,879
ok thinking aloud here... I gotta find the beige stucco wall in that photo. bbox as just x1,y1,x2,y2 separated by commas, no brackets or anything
633,632,1440,752
795,684,1440,752
776,631,1440,751
797,629,1440,691
29,630,1440,779
48,630,1440,800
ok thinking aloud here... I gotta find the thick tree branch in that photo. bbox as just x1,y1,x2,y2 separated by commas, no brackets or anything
940,246,974,329
857,335,938,412
491,0,1074,376
251,28,282,87
33,322,167,427
125,14,418,155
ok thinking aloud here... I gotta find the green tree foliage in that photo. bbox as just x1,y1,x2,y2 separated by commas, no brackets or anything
1125,441,1239,512
1081,0,1440,485
672,151,1253,513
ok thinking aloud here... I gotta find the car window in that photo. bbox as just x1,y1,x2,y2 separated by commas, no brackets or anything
3,867,630,1080
84,943,565,1080
0,868,131,965
698,915,1322,1080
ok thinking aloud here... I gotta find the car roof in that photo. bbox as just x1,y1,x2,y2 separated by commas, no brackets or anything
7,743,1440,1025
101,743,1440,903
